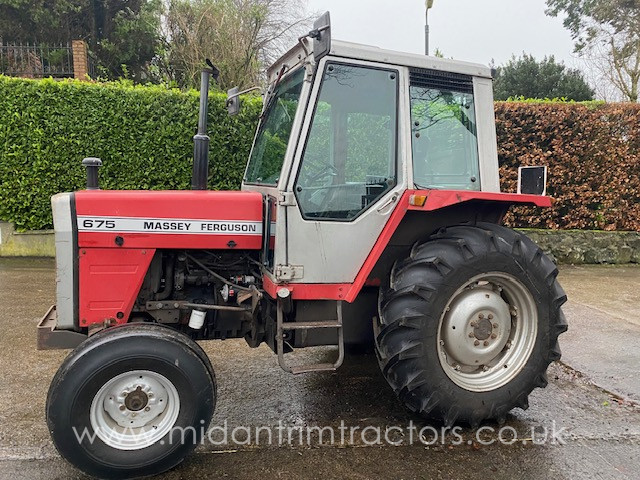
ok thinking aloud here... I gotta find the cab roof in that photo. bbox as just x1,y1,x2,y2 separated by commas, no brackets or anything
268,39,493,82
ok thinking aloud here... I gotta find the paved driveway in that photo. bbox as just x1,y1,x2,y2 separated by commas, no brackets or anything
0,259,638,479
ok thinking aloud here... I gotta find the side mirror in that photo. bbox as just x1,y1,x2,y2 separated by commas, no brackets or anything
226,87,240,116
518,166,547,196
226,86,262,116
311,11,331,62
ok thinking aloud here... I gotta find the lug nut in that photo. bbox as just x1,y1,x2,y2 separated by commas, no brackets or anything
470,321,477,327
469,332,475,338
483,340,489,346
493,323,499,329
478,313,484,319
491,333,497,339
488,314,494,320
119,405,126,411
474,340,480,346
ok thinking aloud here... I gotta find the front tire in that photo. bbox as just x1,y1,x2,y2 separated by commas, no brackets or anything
375,223,567,427
46,323,216,479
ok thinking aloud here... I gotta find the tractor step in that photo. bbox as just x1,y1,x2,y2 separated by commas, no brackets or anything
280,320,342,329
276,300,344,374
290,363,340,375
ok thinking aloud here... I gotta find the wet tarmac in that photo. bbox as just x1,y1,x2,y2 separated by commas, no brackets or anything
0,258,638,479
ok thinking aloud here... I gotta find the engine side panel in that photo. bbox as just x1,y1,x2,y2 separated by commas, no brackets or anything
79,248,155,328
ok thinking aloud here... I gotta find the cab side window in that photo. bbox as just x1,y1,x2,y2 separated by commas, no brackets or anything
410,69,480,191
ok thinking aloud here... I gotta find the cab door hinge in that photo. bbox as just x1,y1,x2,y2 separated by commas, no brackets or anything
275,264,304,281
278,192,296,206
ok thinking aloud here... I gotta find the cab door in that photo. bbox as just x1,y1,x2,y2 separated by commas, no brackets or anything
280,59,408,284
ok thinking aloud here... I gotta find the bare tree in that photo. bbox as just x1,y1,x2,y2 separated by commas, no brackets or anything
578,54,623,102
546,0,640,102
162,0,312,90
580,36,639,102
602,32,640,102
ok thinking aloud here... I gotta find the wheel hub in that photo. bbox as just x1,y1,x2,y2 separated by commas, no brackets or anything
473,317,493,340
124,387,149,412
441,287,511,367
91,370,179,445
437,272,539,392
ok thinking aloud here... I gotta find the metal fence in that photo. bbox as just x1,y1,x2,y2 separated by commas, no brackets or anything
0,42,94,79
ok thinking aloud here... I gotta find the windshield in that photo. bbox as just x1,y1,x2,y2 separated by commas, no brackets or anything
244,68,305,185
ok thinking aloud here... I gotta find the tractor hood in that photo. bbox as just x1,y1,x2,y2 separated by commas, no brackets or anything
71,190,265,250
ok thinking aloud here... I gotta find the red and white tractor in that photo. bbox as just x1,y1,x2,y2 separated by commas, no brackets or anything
39,13,567,479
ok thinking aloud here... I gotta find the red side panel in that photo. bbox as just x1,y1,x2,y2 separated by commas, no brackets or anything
75,190,264,250
262,275,351,301
78,248,155,327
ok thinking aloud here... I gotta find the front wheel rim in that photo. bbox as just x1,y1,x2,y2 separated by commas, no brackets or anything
437,272,538,392
89,370,180,450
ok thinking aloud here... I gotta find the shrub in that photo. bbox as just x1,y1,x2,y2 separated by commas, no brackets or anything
0,76,261,230
497,101,640,230
1,76,639,232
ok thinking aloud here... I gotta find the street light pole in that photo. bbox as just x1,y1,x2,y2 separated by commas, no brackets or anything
425,0,434,56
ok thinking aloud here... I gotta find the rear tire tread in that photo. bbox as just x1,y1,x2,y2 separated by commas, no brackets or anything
375,223,567,427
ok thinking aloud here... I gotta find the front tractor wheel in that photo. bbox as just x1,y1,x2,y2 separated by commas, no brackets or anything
375,223,568,427
46,324,216,479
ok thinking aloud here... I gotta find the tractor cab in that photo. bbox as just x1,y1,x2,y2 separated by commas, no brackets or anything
239,14,512,290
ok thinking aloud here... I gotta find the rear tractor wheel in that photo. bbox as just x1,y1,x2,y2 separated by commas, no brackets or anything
375,223,568,427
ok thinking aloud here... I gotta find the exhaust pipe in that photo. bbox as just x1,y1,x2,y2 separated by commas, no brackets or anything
192,61,219,190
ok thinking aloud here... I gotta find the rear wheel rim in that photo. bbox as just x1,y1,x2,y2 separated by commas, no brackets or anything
90,370,180,450
437,272,538,392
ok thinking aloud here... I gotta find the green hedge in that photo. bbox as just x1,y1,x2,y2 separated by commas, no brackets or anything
0,76,261,230
1,76,640,232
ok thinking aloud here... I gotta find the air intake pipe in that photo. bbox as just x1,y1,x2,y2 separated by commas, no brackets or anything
192,60,220,190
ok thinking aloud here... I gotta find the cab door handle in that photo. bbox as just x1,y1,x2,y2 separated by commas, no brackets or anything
377,193,399,214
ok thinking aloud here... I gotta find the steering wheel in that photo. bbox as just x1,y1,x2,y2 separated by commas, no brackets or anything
297,164,339,215
305,164,338,187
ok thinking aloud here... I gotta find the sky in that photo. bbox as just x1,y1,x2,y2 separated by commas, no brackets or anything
304,0,580,69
